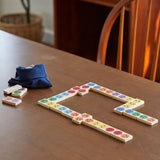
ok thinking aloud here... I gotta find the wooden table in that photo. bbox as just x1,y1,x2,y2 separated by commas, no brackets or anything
0,30,160,160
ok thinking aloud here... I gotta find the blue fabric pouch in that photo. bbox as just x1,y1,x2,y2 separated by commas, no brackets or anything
8,64,52,88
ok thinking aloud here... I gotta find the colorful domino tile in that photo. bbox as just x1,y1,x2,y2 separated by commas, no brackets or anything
2,96,22,106
11,88,27,98
4,85,22,94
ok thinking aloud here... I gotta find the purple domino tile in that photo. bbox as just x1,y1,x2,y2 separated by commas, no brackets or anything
112,92,120,96
11,99,20,103
118,95,127,99
19,88,25,91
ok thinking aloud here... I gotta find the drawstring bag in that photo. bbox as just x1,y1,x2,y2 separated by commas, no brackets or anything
8,64,52,88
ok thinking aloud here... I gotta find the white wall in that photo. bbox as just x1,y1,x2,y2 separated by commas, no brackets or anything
0,0,54,45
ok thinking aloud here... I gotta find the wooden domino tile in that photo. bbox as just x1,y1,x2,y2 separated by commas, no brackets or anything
11,88,27,98
2,96,22,106
4,85,22,94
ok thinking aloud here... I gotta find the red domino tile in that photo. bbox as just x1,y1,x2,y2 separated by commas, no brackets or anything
81,85,90,89
78,89,86,93
113,130,122,135
106,127,115,132
72,86,80,90
68,90,76,94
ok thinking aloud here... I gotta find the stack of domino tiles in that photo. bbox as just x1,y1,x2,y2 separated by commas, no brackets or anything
38,98,133,142
2,84,27,106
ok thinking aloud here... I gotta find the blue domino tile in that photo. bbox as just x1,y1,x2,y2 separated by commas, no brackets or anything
118,95,127,99
124,109,134,114
112,92,120,96
87,82,95,86
55,95,63,99
58,106,67,111
61,92,70,96
93,85,101,89
64,109,73,114
115,107,125,112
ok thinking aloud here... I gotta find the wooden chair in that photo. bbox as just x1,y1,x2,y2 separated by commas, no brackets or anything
97,0,160,82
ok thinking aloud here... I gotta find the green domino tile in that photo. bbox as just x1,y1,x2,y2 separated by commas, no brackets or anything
132,112,141,117
14,90,21,94
48,97,57,101
139,115,148,119
40,99,48,103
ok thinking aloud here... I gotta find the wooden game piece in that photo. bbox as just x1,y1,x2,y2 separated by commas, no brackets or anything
4,85,22,94
109,130,133,142
61,108,76,119
136,114,159,126
2,96,22,106
11,87,27,98
50,104,64,113
38,99,50,108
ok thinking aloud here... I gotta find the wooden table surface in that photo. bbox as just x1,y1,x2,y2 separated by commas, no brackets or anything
0,30,160,160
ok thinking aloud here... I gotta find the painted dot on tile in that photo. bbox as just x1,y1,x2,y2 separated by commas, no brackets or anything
82,113,90,118
61,92,70,96
68,90,76,94
75,117,83,121
106,127,115,132
99,88,107,91
92,121,100,126
55,95,63,99
71,112,80,117
132,112,141,117
139,115,148,119
87,83,95,86
147,117,156,122
112,92,120,96
58,106,67,110
121,134,130,138
13,90,21,94
93,86,101,89
40,99,48,103
72,86,80,90
85,119,94,123
64,110,73,114
82,85,90,89
98,124,108,129
119,95,126,99
105,90,113,94
125,109,134,114
113,130,122,135
49,97,57,101
78,89,86,93
115,107,125,112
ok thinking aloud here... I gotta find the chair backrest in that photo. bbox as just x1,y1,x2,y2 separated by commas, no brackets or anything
97,0,160,82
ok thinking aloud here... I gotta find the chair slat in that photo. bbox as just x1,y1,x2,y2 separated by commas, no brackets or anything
128,0,139,74
150,23,160,81
116,7,125,70
140,0,152,77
